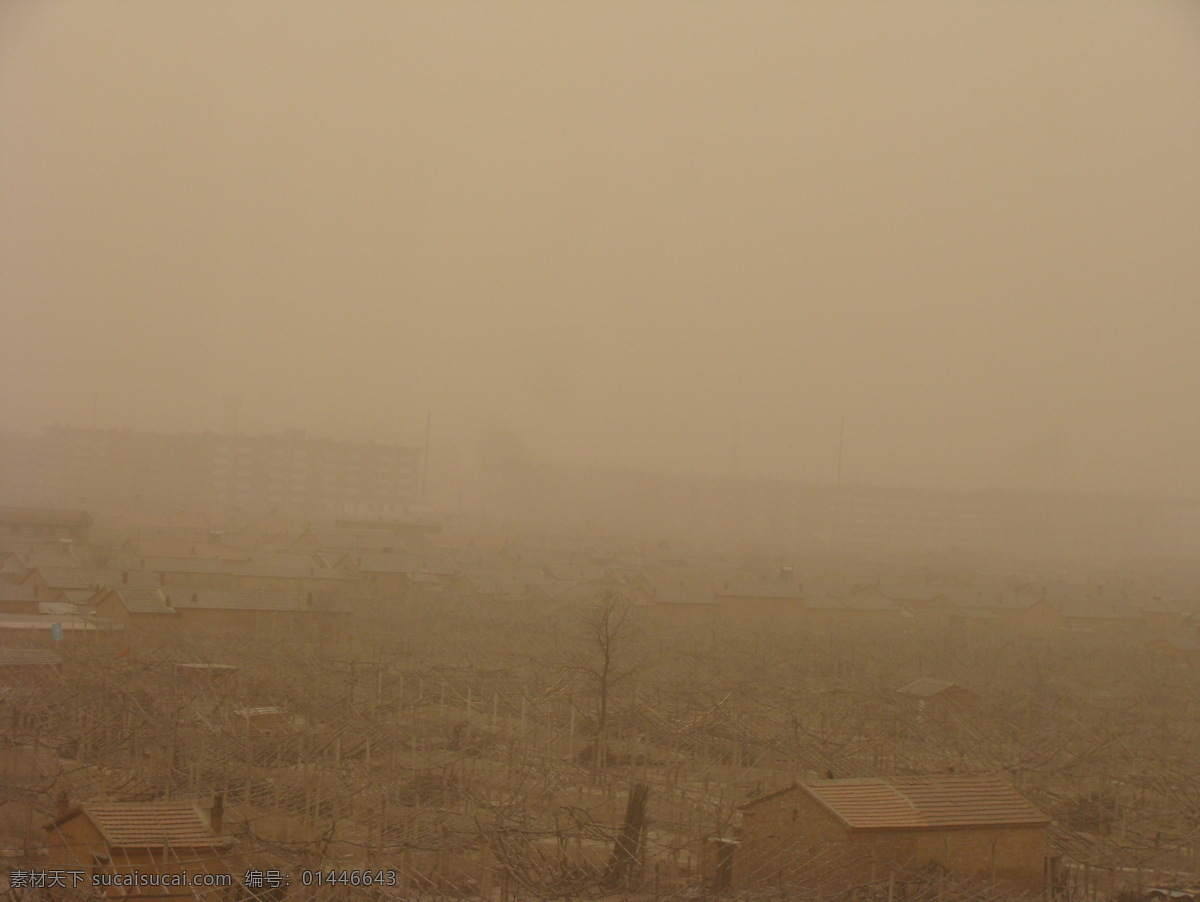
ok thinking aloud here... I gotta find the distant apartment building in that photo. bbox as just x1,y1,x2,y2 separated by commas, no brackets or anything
479,462,1200,561
0,427,421,517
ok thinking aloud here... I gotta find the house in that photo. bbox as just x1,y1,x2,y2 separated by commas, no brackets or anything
336,551,458,593
0,583,43,615
896,678,979,709
1145,636,1200,666
0,646,62,681
171,589,350,639
44,794,237,900
646,583,722,619
0,507,93,544
2,543,84,575
22,567,158,603
799,585,908,629
0,613,122,642
886,591,962,627
458,568,558,605
122,535,249,563
143,555,358,594
976,593,1067,634
715,576,805,621
1056,595,1142,634
628,572,717,616
734,774,1051,895
91,587,180,623
293,527,407,553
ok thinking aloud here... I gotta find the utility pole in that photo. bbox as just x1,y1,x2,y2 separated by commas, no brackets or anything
834,416,845,540
421,410,431,502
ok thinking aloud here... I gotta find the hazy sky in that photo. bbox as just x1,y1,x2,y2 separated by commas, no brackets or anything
3,1,1199,496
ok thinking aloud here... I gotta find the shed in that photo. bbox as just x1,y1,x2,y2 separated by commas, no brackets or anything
896,678,979,708
735,774,1050,895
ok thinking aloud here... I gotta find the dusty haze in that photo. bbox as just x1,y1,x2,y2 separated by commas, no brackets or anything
3,1,1199,498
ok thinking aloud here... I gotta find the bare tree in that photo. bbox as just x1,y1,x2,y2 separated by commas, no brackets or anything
565,592,638,770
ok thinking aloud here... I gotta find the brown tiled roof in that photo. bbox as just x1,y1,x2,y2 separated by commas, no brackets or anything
0,647,62,667
132,539,249,562
172,590,347,613
714,578,804,600
1148,637,1200,652
54,803,228,849
349,551,458,576
897,678,966,698
0,584,41,603
112,587,178,615
31,568,158,592
0,507,92,528
801,774,1048,830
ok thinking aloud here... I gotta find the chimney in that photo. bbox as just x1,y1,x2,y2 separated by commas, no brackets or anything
210,792,224,833
56,790,71,818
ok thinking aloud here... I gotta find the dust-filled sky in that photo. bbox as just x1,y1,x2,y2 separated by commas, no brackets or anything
2,1,1199,496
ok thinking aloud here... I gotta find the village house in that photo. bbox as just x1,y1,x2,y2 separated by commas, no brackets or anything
896,678,980,709
0,507,93,545
885,590,966,629
974,592,1068,634
3,542,84,576
143,555,358,595
457,568,561,606
0,646,63,683
122,533,249,563
623,572,721,620
21,567,158,605
0,612,121,643
43,793,237,900
1055,594,1143,634
91,587,180,623
1145,636,1200,666
335,550,458,594
715,574,805,620
170,589,350,640
799,584,908,629
734,774,1052,895
293,526,407,554
0,583,44,615
1139,603,1187,634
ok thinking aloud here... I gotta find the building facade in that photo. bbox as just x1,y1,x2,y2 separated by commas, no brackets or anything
734,775,1051,895
5,428,421,517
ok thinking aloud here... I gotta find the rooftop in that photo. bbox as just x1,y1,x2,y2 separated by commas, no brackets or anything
897,678,971,698
798,774,1049,830
50,802,228,849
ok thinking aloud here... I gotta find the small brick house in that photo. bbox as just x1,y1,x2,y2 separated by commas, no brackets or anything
734,774,1051,895
896,678,980,709
1146,636,1200,666
44,794,236,899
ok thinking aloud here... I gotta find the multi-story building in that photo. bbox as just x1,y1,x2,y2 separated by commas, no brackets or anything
478,462,1200,562
2,427,421,517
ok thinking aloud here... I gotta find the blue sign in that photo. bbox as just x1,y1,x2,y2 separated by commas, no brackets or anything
51,622,64,642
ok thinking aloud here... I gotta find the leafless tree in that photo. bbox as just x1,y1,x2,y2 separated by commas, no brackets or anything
562,592,638,771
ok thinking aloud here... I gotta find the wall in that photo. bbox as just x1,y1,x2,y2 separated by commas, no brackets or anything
734,788,1047,895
